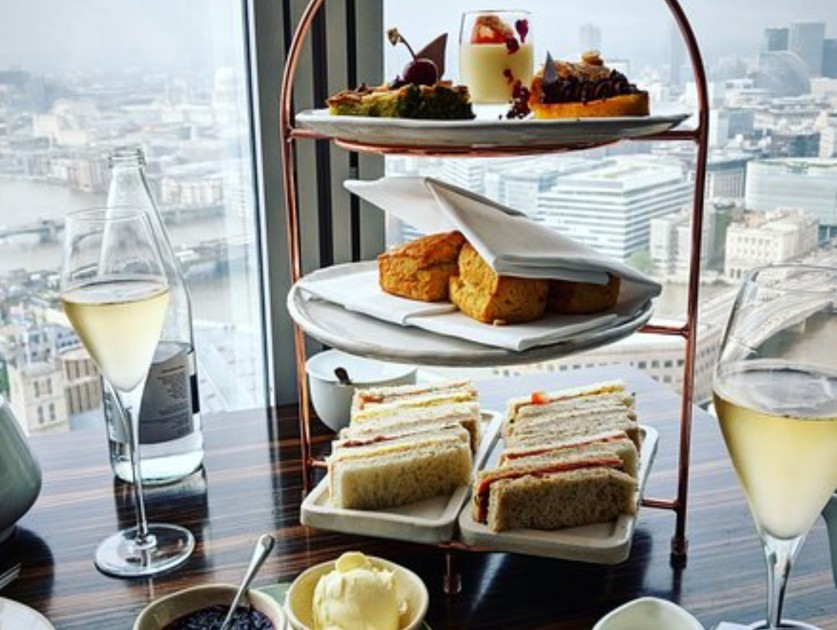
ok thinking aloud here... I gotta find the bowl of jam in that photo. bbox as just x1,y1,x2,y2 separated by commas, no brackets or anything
133,584,285,630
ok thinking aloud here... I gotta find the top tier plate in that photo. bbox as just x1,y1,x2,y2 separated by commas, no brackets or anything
294,108,690,153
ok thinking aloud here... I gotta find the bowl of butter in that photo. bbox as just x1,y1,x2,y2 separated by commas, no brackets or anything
285,552,428,630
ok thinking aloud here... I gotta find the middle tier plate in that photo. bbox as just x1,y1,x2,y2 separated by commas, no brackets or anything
287,262,653,367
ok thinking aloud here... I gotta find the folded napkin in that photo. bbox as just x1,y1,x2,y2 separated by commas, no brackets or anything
344,177,662,316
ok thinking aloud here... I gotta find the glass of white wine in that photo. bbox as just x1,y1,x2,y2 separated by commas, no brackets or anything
713,264,837,629
61,207,194,577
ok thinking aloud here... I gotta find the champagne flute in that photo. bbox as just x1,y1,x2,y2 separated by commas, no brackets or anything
61,207,195,577
713,264,837,629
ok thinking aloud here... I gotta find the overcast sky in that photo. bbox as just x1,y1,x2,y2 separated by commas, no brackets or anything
0,0,835,76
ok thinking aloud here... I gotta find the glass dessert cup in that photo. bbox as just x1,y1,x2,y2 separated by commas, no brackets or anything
713,265,837,629
459,10,533,104
60,208,194,578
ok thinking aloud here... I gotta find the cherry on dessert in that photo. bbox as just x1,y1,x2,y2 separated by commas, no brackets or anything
387,27,439,86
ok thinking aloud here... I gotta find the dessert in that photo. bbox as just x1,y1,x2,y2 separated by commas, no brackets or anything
528,51,649,118
460,11,534,104
327,29,475,120
378,231,466,302
448,243,548,324
312,552,406,630
472,381,641,533
548,274,621,315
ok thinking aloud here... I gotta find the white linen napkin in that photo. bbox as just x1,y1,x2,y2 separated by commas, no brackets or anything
344,176,662,316
298,265,456,325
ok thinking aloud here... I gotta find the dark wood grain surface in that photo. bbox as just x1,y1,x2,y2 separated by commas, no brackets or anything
2,366,835,629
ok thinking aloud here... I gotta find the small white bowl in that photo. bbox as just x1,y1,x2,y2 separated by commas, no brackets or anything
133,584,286,630
285,556,428,630
593,597,704,630
305,349,417,432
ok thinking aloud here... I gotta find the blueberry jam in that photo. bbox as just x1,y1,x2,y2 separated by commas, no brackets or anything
163,605,273,630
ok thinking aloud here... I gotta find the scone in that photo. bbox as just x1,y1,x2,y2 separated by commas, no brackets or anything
529,51,649,119
548,274,621,314
378,231,466,302
449,243,548,324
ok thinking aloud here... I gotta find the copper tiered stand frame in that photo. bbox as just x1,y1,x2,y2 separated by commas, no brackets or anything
280,0,709,574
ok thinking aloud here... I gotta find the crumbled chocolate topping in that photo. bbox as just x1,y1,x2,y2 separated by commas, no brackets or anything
540,69,642,105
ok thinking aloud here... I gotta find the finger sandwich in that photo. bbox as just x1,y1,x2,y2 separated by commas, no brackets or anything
473,380,644,533
327,379,480,510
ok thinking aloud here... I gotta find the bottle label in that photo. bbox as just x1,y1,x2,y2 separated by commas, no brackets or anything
105,343,198,445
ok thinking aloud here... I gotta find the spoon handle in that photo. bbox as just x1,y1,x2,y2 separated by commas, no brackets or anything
218,534,276,630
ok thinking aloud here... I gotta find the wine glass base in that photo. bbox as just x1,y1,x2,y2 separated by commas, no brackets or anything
745,621,824,629
95,523,194,578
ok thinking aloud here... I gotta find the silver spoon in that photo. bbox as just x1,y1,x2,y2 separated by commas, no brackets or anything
218,534,276,630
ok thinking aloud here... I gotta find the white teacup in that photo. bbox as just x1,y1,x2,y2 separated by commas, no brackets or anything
593,597,704,630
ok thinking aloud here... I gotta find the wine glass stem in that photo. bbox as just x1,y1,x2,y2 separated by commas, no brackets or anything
761,532,805,628
116,382,154,549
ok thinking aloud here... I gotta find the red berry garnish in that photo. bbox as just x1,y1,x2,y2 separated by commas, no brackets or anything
505,37,520,54
515,19,529,43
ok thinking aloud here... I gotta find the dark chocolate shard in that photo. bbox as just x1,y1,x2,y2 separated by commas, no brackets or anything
416,33,447,80
543,51,559,86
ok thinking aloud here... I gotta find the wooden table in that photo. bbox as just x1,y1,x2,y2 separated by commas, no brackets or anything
2,366,835,629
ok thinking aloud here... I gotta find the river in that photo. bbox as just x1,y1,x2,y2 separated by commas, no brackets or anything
0,179,259,327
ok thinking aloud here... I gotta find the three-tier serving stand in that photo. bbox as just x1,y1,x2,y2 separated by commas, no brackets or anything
279,0,709,586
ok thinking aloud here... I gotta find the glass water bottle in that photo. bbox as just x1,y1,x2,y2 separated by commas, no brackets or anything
104,145,204,484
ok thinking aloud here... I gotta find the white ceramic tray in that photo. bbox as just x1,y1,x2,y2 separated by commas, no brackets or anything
457,425,659,565
300,411,503,545
295,108,690,150
286,265,653,368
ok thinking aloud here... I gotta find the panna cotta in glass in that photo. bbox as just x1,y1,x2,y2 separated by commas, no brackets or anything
459,10,533,104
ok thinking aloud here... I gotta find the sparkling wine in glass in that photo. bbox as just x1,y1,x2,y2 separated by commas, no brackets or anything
60,207,195,577
713,264,837,629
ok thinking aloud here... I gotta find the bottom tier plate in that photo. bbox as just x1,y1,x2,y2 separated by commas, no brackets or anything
458,425,659,565
300,411,503,545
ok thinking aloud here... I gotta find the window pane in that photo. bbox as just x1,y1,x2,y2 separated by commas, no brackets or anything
0,1,266,435
383,1,837,404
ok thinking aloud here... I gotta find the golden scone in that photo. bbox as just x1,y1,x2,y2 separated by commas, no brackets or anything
378,231,466,302
449,243,548,324
548,274,621,314
528,51,649,119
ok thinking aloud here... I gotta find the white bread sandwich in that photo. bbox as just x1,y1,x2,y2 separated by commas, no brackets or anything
505,380,630,425
472,443,637,532
351,379,477,422
328,426,472,510
339,401,481,452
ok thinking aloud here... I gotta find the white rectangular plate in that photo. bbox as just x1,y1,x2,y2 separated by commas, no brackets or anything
457,425,659,564
301,411,502,545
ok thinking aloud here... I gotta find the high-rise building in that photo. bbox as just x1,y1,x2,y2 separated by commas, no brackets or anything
437,159,485,194
823,39,837,78
579,23,601,53
484,156,594,213
537,157,692,262
745,158,837,229
763,27,789,52
789,21,825,77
